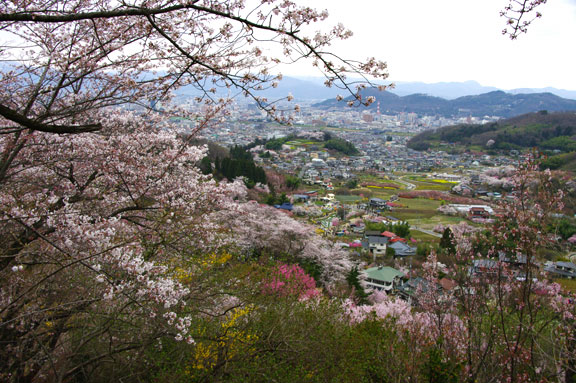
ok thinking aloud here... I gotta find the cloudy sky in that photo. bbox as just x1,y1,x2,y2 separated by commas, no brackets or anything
283,0,576,90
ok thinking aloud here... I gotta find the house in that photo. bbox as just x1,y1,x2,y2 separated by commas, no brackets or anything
469,207,490,219
364,230,383,238
388,241,417,257
469,259,500,277
544,261,576,279
362,235,389,256
292,194,309,202
498,252,532,268
364,266,405,292
304,190,318,201
321,193,335,202
396,277,440,304
350,224,365,234
369,197,388,210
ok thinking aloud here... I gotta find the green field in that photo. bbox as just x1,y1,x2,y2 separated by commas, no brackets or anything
410,230,440,243
354,187,397,200
335,195,363,203
329,171,487,234
404,176,458,191
388,131,417,137
387,197,467,229
393,213,467,229
286,139,318,146
413,183,455,191
320,126,361,133
557,278,576,293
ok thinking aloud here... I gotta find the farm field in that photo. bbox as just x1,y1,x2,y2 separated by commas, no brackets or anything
335,195,363,203
388,197,467,229
333,172,476,231
403,175,458,191
557,278,576,293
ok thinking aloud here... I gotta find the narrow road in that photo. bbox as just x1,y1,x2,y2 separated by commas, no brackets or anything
394,176,416,190
411,226,442,238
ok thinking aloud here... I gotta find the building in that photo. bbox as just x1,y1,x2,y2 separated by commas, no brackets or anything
544,261,576,279
388,241,417,257
369,197,388,210
364,266,405,292
363,235,389,256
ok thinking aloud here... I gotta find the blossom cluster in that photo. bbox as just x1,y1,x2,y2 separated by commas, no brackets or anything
262,263,320,300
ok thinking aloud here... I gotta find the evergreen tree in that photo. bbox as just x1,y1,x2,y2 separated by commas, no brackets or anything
346,267,370,304
440,227,456,255
278,193,289,204
199,156,212,175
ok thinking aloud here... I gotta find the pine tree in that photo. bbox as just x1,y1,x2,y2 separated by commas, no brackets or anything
440,227,456,255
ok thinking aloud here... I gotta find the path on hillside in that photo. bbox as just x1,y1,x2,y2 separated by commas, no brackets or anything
394,177,416,190
411,226,442,238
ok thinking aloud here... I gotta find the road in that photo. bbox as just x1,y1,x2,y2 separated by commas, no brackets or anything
411,226,442,238
394,176,416,190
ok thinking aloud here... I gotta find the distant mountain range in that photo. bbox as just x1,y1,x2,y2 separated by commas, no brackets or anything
3,60,574,103
386,80,576,100
314,88,576,118
175,76,576,101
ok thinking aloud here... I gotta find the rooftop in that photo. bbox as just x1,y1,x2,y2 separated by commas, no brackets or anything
364,266,405,283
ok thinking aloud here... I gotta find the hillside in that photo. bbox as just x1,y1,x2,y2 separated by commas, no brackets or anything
314,88,576,118
407,111,576,154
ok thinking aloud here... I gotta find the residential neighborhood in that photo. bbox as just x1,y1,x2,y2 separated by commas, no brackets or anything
178,101,576,306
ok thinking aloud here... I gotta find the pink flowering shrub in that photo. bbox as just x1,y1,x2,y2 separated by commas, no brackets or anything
263,263,320,300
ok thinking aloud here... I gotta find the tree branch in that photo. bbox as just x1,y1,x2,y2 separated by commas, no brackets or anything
0,3,200,22
0,103,101,134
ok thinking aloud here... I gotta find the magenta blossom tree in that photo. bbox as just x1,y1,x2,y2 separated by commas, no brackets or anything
262,263,319,300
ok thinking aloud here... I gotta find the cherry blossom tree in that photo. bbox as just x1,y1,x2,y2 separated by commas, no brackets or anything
0,1,388,381
501,0,547,39
343,158,575,382
445,158,573,382
226,201,353,286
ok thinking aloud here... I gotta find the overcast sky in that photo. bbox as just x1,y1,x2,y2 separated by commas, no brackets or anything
282,0,576,90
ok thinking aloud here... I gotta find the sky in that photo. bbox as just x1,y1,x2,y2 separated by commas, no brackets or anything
281,0,576,90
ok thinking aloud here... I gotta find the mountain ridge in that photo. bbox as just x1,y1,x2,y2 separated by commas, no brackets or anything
314,88,576,118
173,75,576,103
